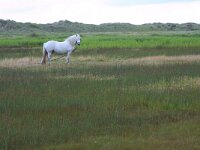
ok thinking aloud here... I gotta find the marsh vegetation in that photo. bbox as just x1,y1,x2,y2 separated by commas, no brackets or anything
0,32,200,150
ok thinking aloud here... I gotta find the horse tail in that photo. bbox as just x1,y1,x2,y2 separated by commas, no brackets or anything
41,44,47,64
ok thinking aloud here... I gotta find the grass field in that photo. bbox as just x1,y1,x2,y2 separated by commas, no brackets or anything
0,32,200,150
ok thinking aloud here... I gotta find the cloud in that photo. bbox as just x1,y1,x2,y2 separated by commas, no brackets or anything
0,0,200,24
107,1,200,24
107,0,199,5
0,0,106,23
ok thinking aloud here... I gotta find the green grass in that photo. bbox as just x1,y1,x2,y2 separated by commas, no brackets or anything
80,34,200,50
1,33,200,59
1,32,200,49
0,32,200,150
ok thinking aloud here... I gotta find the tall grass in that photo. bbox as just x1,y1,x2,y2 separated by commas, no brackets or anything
80,34,200,50
0,32,200,149
1,33,200,59
1,33,200,49
1,63,200,149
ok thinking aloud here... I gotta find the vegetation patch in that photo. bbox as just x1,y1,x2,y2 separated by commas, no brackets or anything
0,32,200,150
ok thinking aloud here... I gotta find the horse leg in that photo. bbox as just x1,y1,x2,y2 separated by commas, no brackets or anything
41,47,46,64
66,52,71,64
48,52,52,65
44,52,47,64
41,56,45,64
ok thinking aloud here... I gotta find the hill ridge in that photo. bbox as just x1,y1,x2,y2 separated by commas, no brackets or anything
1,19,200,35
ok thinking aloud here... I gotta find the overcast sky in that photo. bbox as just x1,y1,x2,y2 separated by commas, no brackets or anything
0,0,200,24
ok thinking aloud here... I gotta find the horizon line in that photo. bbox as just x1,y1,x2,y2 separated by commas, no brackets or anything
1,18,200,26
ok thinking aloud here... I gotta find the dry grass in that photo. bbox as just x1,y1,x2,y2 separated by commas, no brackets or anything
53,74,116,81
0,57,41,68
1,55,200,69
122,55,200,66
143,76,200,91
75,55,200,66
74,55,108,62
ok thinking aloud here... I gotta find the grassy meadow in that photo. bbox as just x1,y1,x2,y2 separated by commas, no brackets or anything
0,32,200,150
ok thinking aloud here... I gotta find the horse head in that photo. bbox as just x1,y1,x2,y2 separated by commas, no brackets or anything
65,34,81,47
75,34,81,45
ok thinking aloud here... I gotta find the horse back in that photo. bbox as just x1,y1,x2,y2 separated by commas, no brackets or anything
44,40,69,54
44,41,57,51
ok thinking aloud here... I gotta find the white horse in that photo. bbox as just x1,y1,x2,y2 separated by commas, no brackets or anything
41,34,81,64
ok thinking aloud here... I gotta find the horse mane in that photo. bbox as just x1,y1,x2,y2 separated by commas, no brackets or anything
65,35,76,45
